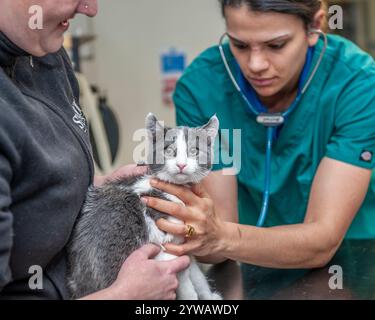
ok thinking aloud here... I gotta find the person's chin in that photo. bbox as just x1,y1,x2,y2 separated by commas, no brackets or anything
254,86,278,99
31,44,62,57
37,33,65,56
46,40,64,54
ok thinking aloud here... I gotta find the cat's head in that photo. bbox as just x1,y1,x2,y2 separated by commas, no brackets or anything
145,113,219,185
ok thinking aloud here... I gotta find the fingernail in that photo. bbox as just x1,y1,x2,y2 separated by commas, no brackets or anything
150,179,158,186
141,197,148,204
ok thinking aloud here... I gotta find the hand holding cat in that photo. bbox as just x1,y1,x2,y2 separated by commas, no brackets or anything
142,179,226,257
107,244,190,300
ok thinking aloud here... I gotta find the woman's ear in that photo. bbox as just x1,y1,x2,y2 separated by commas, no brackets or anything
307,9,327,47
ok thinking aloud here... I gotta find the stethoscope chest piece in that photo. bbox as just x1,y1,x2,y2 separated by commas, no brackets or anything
219,30,327,227
256,113,285,127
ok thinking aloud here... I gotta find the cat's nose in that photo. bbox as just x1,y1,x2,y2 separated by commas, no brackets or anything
177,164,187,172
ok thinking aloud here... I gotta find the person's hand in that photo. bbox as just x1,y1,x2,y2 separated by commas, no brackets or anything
94,164,148,187
109,244,190,300
142,180,226,257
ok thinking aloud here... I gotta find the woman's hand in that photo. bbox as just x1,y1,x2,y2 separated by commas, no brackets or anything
110,244,190,300
142,179,227,257
94,164,148,187
81,244,190,300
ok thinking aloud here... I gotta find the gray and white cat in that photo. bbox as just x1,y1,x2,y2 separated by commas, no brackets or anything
67,113,222,300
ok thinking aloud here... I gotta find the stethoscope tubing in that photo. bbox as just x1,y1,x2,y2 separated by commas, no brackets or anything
219,30,328,227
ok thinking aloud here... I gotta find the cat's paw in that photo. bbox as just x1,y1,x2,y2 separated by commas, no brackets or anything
199,291,223,300
177,292,199,300
210,292,223,300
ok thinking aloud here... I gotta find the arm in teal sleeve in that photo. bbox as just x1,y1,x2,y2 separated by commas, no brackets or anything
326,71,375,169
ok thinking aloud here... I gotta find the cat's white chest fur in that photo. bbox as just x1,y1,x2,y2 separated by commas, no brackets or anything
133,176,185,246
132,176,222,300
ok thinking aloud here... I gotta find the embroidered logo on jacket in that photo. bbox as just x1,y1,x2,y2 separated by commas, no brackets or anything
71,100,88,133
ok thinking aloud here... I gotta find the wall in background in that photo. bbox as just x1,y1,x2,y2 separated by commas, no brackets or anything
327,0,375,56
71,0,224,168
70,0,375,170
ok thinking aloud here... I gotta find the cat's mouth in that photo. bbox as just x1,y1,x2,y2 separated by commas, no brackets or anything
174,173,191,183
175,173,188,178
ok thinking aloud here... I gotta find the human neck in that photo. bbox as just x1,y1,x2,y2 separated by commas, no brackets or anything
259,88,298,113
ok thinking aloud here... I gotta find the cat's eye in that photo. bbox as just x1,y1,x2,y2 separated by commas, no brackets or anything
166,135,177,143
165,146,175,157
189,147,198,156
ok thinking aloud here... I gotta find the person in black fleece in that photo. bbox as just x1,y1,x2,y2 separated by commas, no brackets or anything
0,0,189,300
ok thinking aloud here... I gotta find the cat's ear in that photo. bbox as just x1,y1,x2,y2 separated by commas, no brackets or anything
145,113,164,134
202,115,219,139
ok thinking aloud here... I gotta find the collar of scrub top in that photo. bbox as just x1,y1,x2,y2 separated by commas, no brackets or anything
235,46,315,140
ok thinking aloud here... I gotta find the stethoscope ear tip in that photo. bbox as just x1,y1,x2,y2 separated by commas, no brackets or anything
308,28,323,36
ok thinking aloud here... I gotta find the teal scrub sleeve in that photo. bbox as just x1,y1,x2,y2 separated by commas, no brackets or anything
174,80,231,172
325,72,375,169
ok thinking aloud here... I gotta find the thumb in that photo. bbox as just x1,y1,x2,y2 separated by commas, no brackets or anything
138,244,161,259
133,165,149,176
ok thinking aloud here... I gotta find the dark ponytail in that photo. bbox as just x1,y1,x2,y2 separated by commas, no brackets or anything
219,0,327,31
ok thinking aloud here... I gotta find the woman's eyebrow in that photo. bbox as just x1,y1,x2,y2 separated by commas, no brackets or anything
226,32,291,44
264,34,291,43
226,33,247,44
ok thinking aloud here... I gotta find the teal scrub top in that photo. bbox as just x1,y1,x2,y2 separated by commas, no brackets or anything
173,35,375,239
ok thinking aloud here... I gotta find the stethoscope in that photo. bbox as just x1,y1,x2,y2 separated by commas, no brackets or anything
219,29,328,227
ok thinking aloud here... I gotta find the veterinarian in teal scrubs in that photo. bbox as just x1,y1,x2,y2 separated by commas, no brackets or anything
144,0,375,268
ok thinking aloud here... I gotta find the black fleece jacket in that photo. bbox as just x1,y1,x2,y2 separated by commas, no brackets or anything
0,32,94,299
